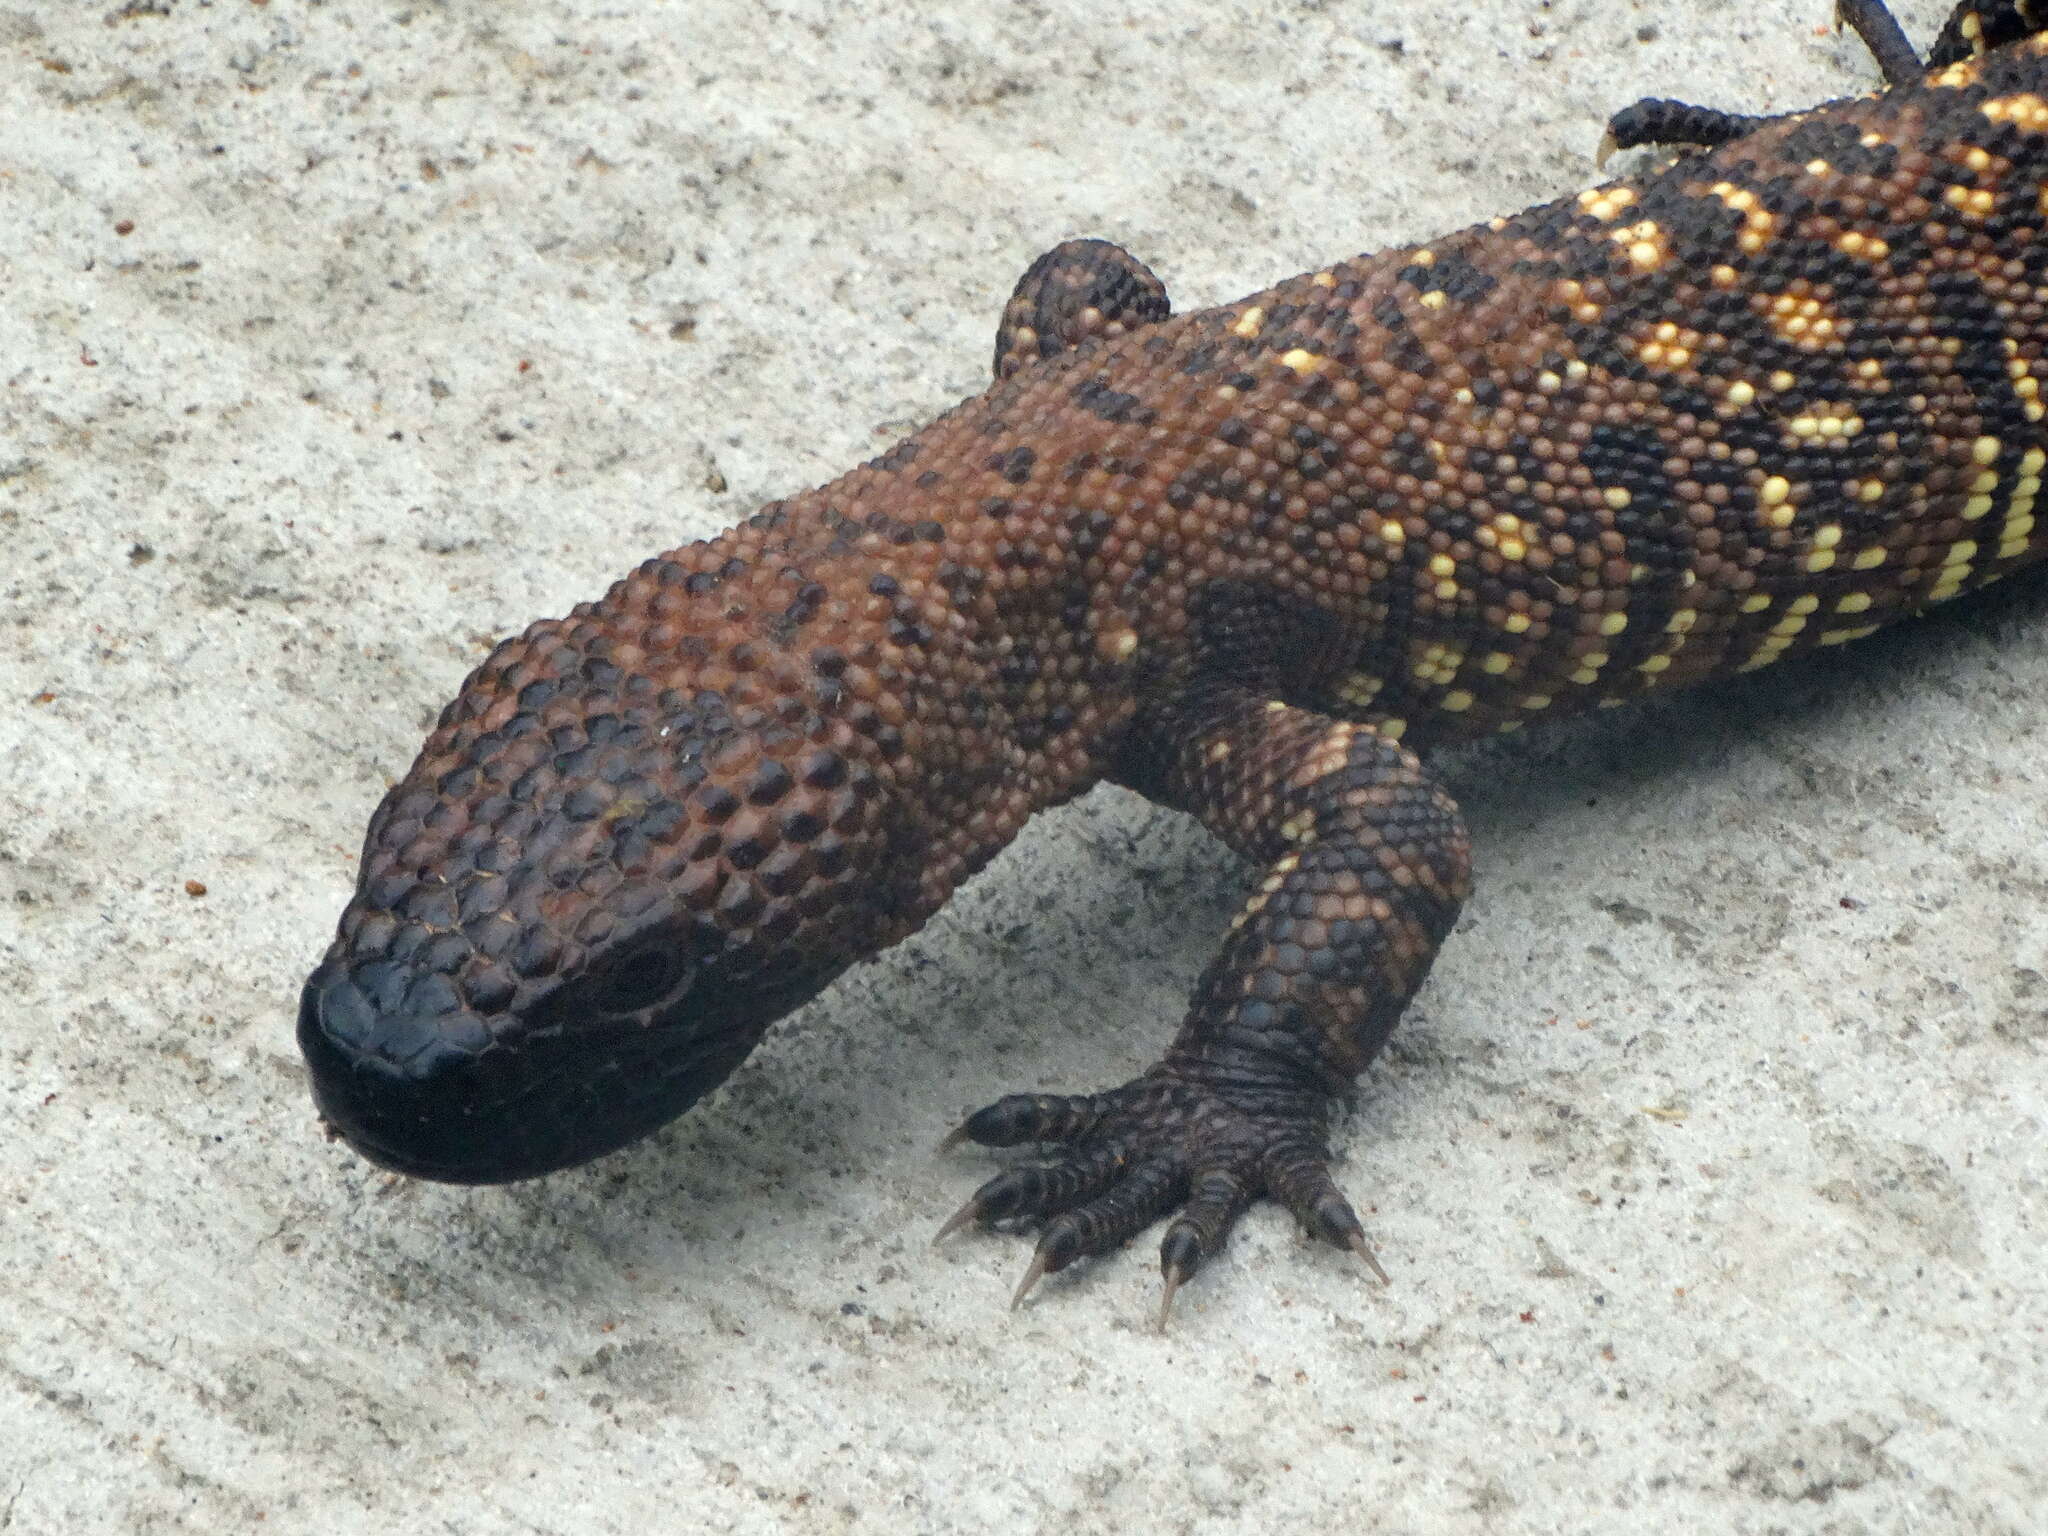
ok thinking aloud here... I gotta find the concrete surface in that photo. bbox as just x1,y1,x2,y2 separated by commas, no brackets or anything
3,1,2044,1531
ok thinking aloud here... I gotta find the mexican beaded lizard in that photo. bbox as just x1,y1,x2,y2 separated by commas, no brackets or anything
302,1,2048,1317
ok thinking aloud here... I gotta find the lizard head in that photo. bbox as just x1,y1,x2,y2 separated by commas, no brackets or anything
298,554,903,1183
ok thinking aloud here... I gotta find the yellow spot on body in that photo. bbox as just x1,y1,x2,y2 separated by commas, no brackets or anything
1860,131,1886,146
1981,92,2048,130
1603,487,1631,511
1598,612,1628,637
1482,651,1513,674
1836,592,1873,614
1578,186,1638,222
1856,358,1884,380
1812,525,1841,550
1428,554,1456,578
1336,674,1383,709
1770,370,1796,391
2001,536,2032,559
1380,519,1405,544
1806,550,1836,573
1440,690,1474,713
1538,370,1562,393
1311,270,1337,287
1503,612,1532,634
1741,593,1773,613
1207,740,1231,762
1710,264,1740,288
1857,479,1886,502
1377,718,1408,742
1279,348,1326,374
1726,379,1756,407
1820,625,1879,645
1418,290,1448,311
1974,435,2002,465
1499,537,1528,561
1266,698,1289,712
1944,185,1997,218
1666,608,1698,634
1232,307,1265,339
1638,654,1672,674
1964,494,1996,520
1770,615,1807,638
1787,596,1818,616
1520,694,1553,711
1760,475,1790,507
1944,541,1979,568
1767,504,1796,529
1852,546,1888,570
1805,159,1831,176
1434,579,1460,601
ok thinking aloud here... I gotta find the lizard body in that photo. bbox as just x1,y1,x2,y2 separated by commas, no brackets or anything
301,2,2048,1313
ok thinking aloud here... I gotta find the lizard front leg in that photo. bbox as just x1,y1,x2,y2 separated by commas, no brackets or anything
941,682,1470,1322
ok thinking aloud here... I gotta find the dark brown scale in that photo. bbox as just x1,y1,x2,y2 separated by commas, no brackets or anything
301,4,2048,1319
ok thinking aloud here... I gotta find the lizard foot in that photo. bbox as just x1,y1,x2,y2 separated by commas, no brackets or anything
936,1074,1387,1325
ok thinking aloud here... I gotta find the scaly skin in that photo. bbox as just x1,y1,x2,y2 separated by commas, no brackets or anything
303,3,2048,1316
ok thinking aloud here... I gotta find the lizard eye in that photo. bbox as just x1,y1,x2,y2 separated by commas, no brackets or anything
593,945,694,1016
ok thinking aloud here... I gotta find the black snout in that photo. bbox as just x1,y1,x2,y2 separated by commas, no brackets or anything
297,955,773,1183
296,959,550,1182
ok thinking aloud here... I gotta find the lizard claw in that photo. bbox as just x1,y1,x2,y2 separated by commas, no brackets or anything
1349,1230,1392,1287
1009,1248,1052,1311
944,1072,1377,1315
930,1195,983,1246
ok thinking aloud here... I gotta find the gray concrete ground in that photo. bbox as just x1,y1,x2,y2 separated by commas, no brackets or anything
4,1,2044,1531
